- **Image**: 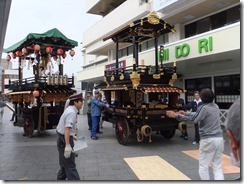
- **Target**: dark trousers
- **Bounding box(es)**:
[194,123,200,142]
[87,113,92,129]
[57,133,80,180]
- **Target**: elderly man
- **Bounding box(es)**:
[225,98,240,180]
[91,90,109,140]
[56,93,83,180]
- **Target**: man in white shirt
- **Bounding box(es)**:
[56,93,83,180]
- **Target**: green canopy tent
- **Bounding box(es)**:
[3,28,78,54]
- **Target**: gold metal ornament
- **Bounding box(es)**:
[148,11,160,25]
[120,73,124,80]
[130,71,141,89]
[111,75,114,81]
[153,74,160,79]
[172,73,177,80]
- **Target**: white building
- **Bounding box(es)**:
[0,58,19,94]
[78,0,240,123]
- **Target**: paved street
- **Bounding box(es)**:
[0,106,240,181]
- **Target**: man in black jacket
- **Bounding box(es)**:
[174,93,188,140]
[184,91,203,144]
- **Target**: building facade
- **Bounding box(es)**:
[0,58,19,94]
[78,0,240,124]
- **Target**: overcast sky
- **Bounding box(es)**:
[3,0,101,78]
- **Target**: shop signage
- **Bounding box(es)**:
[105,60,126,71]
[160,36,213,61]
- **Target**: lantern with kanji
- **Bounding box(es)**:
[6,54,11,61]
[12,52,17,59]
[46,46,53,54]
[57,48,64,55]
[15,50,22,57]
[22,48,29,55]
[33,90,40,98]
[33,44,40,51]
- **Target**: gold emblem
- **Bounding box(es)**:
[148,11,160,25]
[153,74,160,79]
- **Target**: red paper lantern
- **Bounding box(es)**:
[12,53,17,59]
[33,44,40,51]
[22,48,29,55]
[33,90,40,98]
[6,55,11,61]
[57,48,64,55]
[46,46,53,54]
[69,50,75,57]
[15,50,22,57]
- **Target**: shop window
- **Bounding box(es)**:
[158,34,168,45]
[214,74,240,109]
[185,22,197,38]
[197,17,210,34]
[211,11,227,29]
[128,45,133,56]
[118,47,127,58]
[185,77,211,104]
[148,39,154,49]
[227,5,240,24]
[185,5,240,38]
[140,41,147,52]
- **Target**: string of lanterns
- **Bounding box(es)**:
[6,44,76,69]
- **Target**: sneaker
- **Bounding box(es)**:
[91,136,98,140]
[184,136,188,140]
[97,131,103,134]
[192,141,199,145]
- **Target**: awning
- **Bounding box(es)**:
[7,91,32,95]
[144,87,185,93]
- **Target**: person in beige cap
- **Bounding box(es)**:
[56,93,83,180]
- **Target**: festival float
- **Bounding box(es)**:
[3,28,77,137]
[98,12,186,145]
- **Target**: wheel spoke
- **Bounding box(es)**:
[115,118,130,145]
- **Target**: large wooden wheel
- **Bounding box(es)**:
[160,129,175,139]
[115,118,130,145]
[23,118,34,138]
